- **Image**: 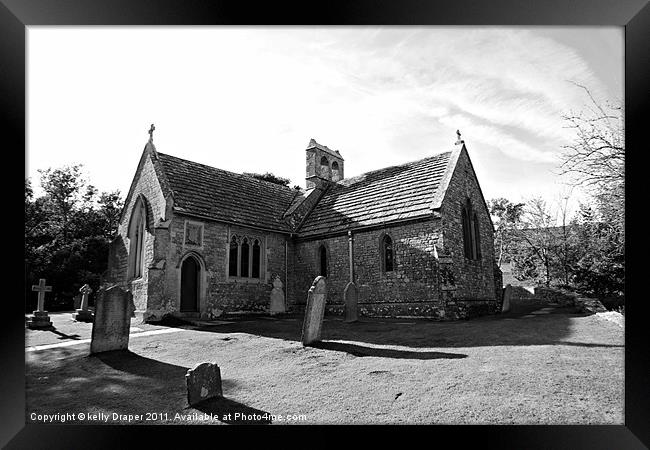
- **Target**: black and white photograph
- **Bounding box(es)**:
[8,1,647,443]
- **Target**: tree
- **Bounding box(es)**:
[488,198,524,267]
[515,198,558,286]
[38,165,86,246]
[570,202,624,297]
[25,165,124,311]
[560,83,624,203]
[559,83,624,298]
[244,172,292,187]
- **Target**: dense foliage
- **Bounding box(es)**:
[25,165,123,311]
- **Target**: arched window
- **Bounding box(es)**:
[472,212,482,259]
[319,245,328,277]
[462,199,481,260]
[320,156,331,179]
[228,236,238,277]
[382,234,394,272]
[252,239,261,278]
[128,197,147,279]
[240,238,250,277]
[228,234,263,279]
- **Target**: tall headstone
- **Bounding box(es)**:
[343,281,358,323]
[301,276,327,346]
[269,275,286,315]
[186,362,223,406]
[73,284,94,322]
[502,284,513,313]
[90,285,132,354]
[27,279,53,329]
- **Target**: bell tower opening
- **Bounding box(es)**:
[305,138,344,189]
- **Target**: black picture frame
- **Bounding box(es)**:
[5,0,648,447]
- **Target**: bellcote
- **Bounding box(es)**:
[305,138,345,189]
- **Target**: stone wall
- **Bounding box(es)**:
[144,217,289,320]
[107,148,291,321]
[286,148,500,320]
[289,220,450,318]
[534,286,576,306]
[439,147,499,306]
[107,151,167,311]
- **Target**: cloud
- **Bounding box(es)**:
[27,26,621,203]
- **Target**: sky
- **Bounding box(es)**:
[27,27,623,220]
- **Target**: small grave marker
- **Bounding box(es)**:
[186,362,223,406]
[73,284,94,322]
[269,275,286,315]
[90,285,132,354]
[343,282,358,323]
[301,276,327,345]
[502,284,513,313]
[27,279,53,329]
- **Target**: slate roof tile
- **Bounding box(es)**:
[298,151,452,237]
[157,152,297,232]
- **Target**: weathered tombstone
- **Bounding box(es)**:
[27,279,53,329]
[90,285,132,354]
[186,362,223,406]
[301,276,327,346]
[502,284,513,313]
[343,281,358,323]
[72,284,94,322]
[73,294,82,310]
[269,275,286,315]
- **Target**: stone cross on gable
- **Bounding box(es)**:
[32,279,52,312]
[455,129,464,145]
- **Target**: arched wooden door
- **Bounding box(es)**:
[180,256,200,312]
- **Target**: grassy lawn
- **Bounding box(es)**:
[25,302,624,425]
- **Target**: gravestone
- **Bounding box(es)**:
[90,285,132,354]
[269,275,286,315]
[27,279,53,329]
[343,281,358,323]
[502,284,513,313]
[73,284,94,322]
[301,276,327,346]
[186,362,223,406]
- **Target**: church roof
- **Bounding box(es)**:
[156,152,299,232]
[297,150,454,237]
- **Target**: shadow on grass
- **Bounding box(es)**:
[92,350,189,380]
[308,341,467,359]
[192,397,272,424]
[173,301,614,350]
[51,329,81,340]
[556,341,624,348]
[27,348,255,422]
[92,350,240,390]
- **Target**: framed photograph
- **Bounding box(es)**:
[8,0,648,447]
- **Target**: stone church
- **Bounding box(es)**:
[107,130,502,322]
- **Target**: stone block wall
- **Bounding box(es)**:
[289,220,449,317]
[145,217,289,320]
[534,286,577,306]
[439,147,499,306]
[107,151,167,311]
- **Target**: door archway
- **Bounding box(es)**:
[180,255,200,312]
